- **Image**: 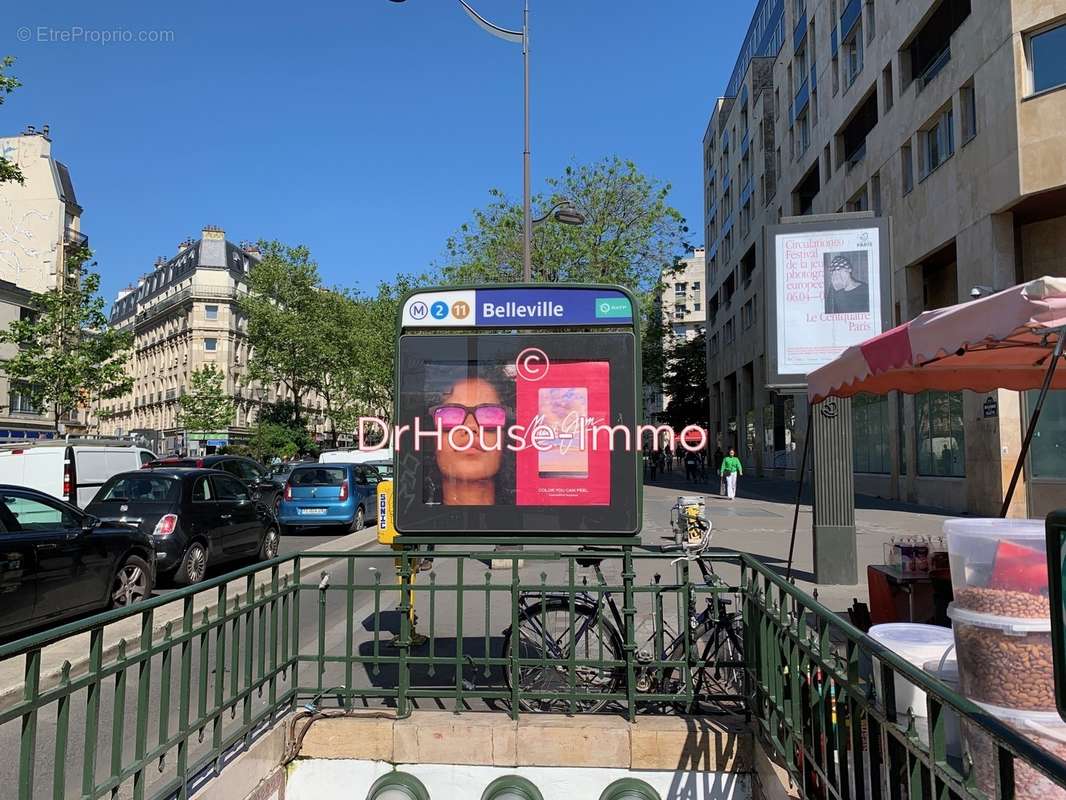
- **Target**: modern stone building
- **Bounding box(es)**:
[644,248,708,421]
[101,226,333,455]
[0,126,87,438]
[703,0,1066,516]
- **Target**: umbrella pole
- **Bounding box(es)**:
[786,405,815,581]
[1000,330,1066,518]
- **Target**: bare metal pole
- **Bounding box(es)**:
[1000,328,1066,517]
[786,404,814,582]
[522,0,532,283]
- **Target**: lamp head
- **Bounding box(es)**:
[554,203,586,226]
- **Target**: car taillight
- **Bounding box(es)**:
[284,482,293,501]
[63,464,72,501]
[196,459,204,467]
[339,480,349,502]
[153,514,178,537]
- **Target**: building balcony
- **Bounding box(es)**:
[916,47,951,93]
[63,227,88,247]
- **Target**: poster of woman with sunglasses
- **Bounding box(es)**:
[423,365,517,506]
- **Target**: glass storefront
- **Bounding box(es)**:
[852,393,890,474]
[915,390,965,477]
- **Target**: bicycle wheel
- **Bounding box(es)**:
[661,613,746,713]
[502,599,624,714]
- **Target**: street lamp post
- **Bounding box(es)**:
[392,0,533,281]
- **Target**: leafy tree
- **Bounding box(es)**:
[442,156,689,299]
[0,56,22,185]
[241,241,322,430]
[0,245,133,430]
[660,331,708,431]
[177,364,235,435]
[247,422,310,463]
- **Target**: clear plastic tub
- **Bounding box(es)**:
[944,518,1049,613]
[920,657,962,759]
[962,701,1066,800]
[948,604,1054,711]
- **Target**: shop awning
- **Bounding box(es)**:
[807,276,1066,404]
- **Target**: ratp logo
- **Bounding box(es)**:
[430,301,449,320]
[410,301,428,320]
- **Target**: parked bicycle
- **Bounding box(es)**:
[502,515,744,714]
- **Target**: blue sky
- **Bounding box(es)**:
[2,1,753,305]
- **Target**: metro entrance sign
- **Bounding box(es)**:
[401,286,635,328]
[392,284,642,542]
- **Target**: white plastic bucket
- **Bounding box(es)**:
[869,623,955,721]
[919,657,962,758]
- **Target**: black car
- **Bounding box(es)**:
[144,455,282,514]
[87,469,280,586]
[0,484,156,638]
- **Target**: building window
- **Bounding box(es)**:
[901,142,914,194]
[674,282,687,298]
[9,384,40,415]
[797,110,811,155]
[883,62,894,111]
[871,171,882,216]
[960,80,977,143]
[921,107,955,177]
[692,281,700,291]
[844,24,864,88]
[204,338,218,352]
[741,298,757,330]
[205,304,219,321]
[853,394,890,473]
[724,318,736,344]
[915,390,965,477]
[865,0,875,43]
[832,54,840,95]
[1026,21,1066,95]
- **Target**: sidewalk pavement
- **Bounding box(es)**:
[641,471,956,613]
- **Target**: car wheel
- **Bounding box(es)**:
[111,556,152,608]
[260,526,280,561]
[351,506,365,531]
[176,542,208,586]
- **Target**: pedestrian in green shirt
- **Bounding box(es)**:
[719,448,743,500]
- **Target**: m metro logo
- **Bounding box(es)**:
[401,290,476,327]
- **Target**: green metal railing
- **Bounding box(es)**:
[2,548,1066,800]
[742,559,1066,800]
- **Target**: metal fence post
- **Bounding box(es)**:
[397,549,413,718]
[622,546,637,722]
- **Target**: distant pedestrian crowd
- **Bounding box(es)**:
[642,444,743,499]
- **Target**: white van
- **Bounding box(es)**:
[0,439,157,508]
[319,448,393,465]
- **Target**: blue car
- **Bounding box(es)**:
[277,463,378,534]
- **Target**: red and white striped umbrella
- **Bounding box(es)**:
[807,276,1066,403]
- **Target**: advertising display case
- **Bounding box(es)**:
[390,285,642,540]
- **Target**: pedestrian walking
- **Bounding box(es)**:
[719,447,743,500]
[683,450,699,482]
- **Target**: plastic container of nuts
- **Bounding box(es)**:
[948,604,1053,711]
[962,701,1066,800]
[944,518,1052,711]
